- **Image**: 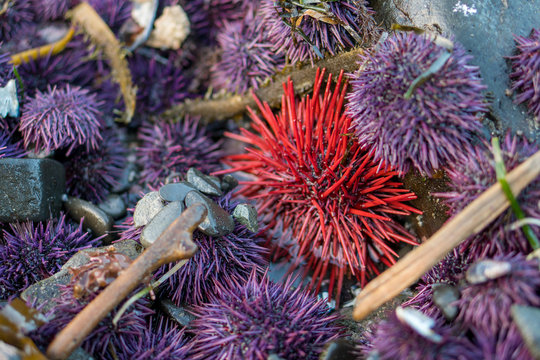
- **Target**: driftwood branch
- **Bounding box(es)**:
[353,149,540,321]
[161,47,364,122]
[46,204,207,360]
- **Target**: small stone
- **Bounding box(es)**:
[267,355,285,360]
[185,191,234,237]
[0,158,65,222]
[395,306,442,343]
[66,347,93,360]
[320,340,357,360]
[112,161,137,193]
[159,181,196,202]
[159,299,195,327]
[221,174,238,193]
[64,196,114,244]
[21,240,142,312]
[511,305,540,359]
[140,201,184,248]
[133,191,165,227]
[466,259,512,284]
[187,167,223,197]
[232,203,259,232]
[98,194,126,219]
[0,341,21,360]
[431,283,460,321]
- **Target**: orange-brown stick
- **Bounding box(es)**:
[353,149,540,321]
[47,204,207,360]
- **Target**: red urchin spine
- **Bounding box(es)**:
[216,69,421,303]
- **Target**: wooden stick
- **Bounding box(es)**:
[46,204,207,360]
[10,27,75,66]
[353,149,540,321]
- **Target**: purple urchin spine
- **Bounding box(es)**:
[31,0,70,21]
[19,84,104,155]
[181,0,248,40]
[509,28,540,117]
[0,129,25,159]
[210,4,284,93]
[260,0,378,65]
[0,0,33,42]
[63,127,127,204]
[436,133,540,261]
[136,117,223,186]
[0,214,97,299]
[187,270,342,360]
[346,32,487,176]
[72,0,132,33]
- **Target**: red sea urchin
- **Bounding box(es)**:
[187,271,342,360]
[436,133,540,261]
[509,28,540,118]
[346,32,487,175]
[19,84,104,155]
[136,117,223,186]
[218,69,420,303]
[260,0,378,65]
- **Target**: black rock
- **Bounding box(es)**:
[185,190,234,237]
[159,299,195,327]
[371,0,540,139]
[187,167,223,197]
[431,283,460,321]
[64,196,114,244]
[0,158,65,222]
[511,305,540,359]
[320,340,357,360]
[221,174,238,193]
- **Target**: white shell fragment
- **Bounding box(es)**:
[465,259,512,284]
[395,306,442,343]
[0,79,19,118]
[146,5,190,50]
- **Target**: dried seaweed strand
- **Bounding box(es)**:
[10,27,75,66]
[68,2,136,124]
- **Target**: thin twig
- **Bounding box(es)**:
[10,27,75,66]
[353,149,540,321]
[46,204,207,360]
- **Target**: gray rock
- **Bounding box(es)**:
[221,174,238,193]
[159,299,195,327]
[98,194,126,219]
[64,196,114,244]
[267,355,285,360]
[185,191,234,237]
[0,341,20,360]
[140,201,184,248]
[232,203,259,232]
[320,340,357,360]
[466,259,512,284]
[112,162,138,193]
[431,283,460,321]
[133,191,165,227]
[187,167,223,197]
[67,348,94,360]
[0,158,65,222]
[159,181,196,202]
[371,0,540,139]
[511,305,540,360]
[21,240,142,312]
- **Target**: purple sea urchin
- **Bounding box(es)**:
[31,0,70,21]
[30,283,152,359]
[136,117,222,186]
[19,85,104,155]
[346,32,487,175]
[0,129,25,159]
[0,215,97,299]
[182,0,247,40]
[456,254,540,334]
[362,309,482,360]
[187,271,342,360]
[509,28,540,117]
[72,0,132,33]
[159,194,267,306]
[63,128,126,203]
[261,0,378,64]
[210,5,284,93]
[436,133,540,260]
[0,0,33,42]
[0,50,13,86]
[118,317,190,360]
